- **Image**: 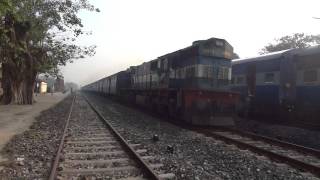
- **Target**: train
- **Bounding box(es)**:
[231,46,320,126]
[83,36,320,127]
[83,37,240,126]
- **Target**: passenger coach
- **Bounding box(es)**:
[232,46,320,125]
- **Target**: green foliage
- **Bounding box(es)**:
[0,0,13,15]
[232,53,240,59]
[260,33,320,54]
[0,0,98,104]
[0,0,98,76]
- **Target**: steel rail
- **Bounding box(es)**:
[49,94,76,180]
[196,128,320,177]
[83,94,160,180]
[216,127,320,158]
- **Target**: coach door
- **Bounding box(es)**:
[279,54,297,104]
[246,64,256,97]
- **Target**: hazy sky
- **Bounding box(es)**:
[61,0,320,86]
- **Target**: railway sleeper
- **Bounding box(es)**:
[66,140,116,144]
[64,158,130,165]
[311,162,320,167]
[68,133,113,137]
[66,137,115,141]
[64,145,121,152]
[64,151,127,159]
[65,154,129,161]
[59,166,141,176]
[63,160,136,169]
[65,141,118,146]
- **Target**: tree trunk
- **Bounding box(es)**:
[10,81,23,104]
[1,13,38,105]
[1,59,36,105]
[1,63,13,104]
[22,70,36,104]
[23,52,37,104]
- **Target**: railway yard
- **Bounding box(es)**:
[0,93,319,179]
[2,0,320,179]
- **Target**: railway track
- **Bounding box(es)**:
[194,126,320,177]
[84,93,320,178]
[49,95,174,180]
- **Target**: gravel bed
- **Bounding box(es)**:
[85,93,320,180]
[0,95,73,179]
[234,118,320,150]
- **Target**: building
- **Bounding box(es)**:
[54,77,65,92]
[39,82,48,93]
[35,74,64,93]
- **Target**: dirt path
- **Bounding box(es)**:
[0,93,68,164]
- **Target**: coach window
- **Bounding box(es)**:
[236,76,244,84]
[231,77,235,84]
[303,69,317,82]
[224,67,230,80]
[264,73,275,83]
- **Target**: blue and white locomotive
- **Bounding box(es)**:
[83,37,240,126]
[231,46,320,125]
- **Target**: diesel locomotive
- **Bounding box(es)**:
[231,46,320,126]
[83,37,239,126]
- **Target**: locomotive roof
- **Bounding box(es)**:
[158,37,231,59]
[293,45,320,57]
[232,49,291,65]
[232,45,320,65]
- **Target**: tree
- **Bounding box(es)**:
[232,53,240,59]
[260,33,320,54]
[0,0,99,104]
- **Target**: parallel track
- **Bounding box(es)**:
[49,94,174,179]
[193,126,320,177]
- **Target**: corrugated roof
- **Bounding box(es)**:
[232,49,291,65]
[232,45,320,65]
[292,45,320,56]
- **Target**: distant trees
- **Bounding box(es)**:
[0,0,99,104]
[260,33,320,54]
[232,53,240,59]
[65,82,79,92]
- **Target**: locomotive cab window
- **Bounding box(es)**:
[215,40,224,47]
[151,61,157,70]
[186,66,196,78]
[303,69,318,82]
[264,73,275,83]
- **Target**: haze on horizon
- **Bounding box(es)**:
[60,0,320,86]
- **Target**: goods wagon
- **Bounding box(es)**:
[83,37,239,126]
[231,46,320,125]
[85,71,131,96]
